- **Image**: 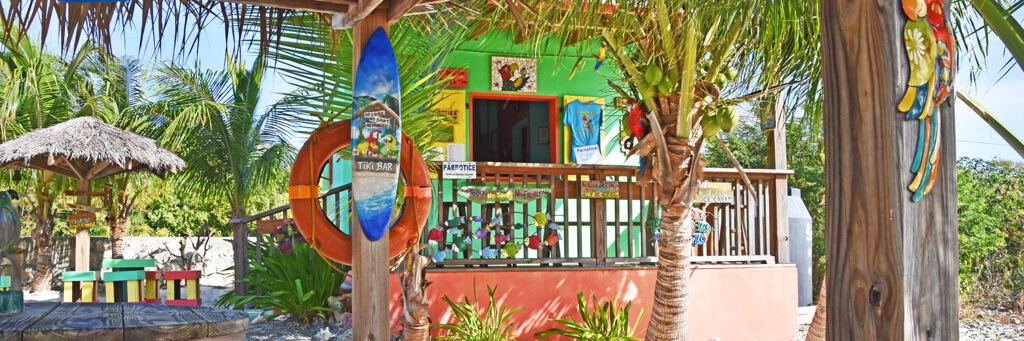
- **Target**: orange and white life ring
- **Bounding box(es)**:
[288,120,432,265]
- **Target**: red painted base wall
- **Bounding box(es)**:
[387,265,797,341]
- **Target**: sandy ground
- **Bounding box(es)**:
[794,305,1024,341]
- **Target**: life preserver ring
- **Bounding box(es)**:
[288,120,432,265]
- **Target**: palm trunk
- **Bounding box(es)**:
[645,202,695,340]
[400,247,431,341]
[28,201,54,292]
[110,218,126,259]
[805,278,827,341]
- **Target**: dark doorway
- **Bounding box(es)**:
[472,99,551,163]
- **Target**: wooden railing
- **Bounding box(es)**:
[233,162,793,273]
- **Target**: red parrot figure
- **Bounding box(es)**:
[898,0,954,202]
[624,99,651,175]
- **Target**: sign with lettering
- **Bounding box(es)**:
[457,186,550,203]
[573,145,602,165]
[442,162,477,179]
[67,204,103,213]
[697,182,734,204]
[582,181,619,198]
[69,212,96,230]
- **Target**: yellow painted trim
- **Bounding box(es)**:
[186,279,198,300]
[81,281,95,303]
[432,89,469,162]
[145,280,158,300]
[63,282,74,303]
[167,280,177,301]
[126,280,140,302]
[104,282,116,303]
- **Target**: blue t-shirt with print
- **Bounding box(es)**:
[563,100,603,162]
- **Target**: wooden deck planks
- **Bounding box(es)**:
[0,302,58,341]
[123,303,208,341]
[22,302,123,341]
[187,306,249,338]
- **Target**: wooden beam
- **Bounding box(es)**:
[765,96,789,264]
[84,161,111,180]
[219,0,351,14]
[351,10,391,341]
[820,0,958,339]
[387,0,421,23]
[404,4,438,16]
[332,0,386,29]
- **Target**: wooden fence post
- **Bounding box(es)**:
[820,0,958,339]
[766,97,790,264]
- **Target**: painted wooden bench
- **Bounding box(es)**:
[61,271,99,303]
[0,302,248,340]
[165,270,201,306]
[102,259,155,303]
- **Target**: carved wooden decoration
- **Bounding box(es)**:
[898,0,955,202]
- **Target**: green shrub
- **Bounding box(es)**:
[432,285,523,340]
[535,292,645,340]
[216,235,347,323]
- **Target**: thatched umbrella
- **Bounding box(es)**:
[0,116,184,272]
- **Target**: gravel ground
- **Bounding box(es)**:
[795,306,1024,341]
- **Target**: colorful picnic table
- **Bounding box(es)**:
[0,302,248,340]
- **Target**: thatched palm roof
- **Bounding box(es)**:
[0,116,185,180]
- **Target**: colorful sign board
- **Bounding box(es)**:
[457,186,550,203]
[69,212,96,230]
[442,162,477,179]
[697,182,735,204]
[491,56,537,93]
[350,27,402,242]
[582,181,620,199]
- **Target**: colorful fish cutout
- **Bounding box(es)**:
[527,235,541,250]
[502,242,521,258]
[447,228,462,237]
[533,212,549,226]
[475,227,489,240]
[433,249,449,263]
[427,227,444,245]
[494,232,510,244]
[546,234,560,247]
[480,247,499,258]
[692,232,708,246]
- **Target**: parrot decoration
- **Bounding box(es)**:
[898,0,955,202]
[622,100,651,175]
[594,45,606,71]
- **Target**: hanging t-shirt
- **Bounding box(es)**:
[563,100,604,163]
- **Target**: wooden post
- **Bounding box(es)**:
[74,179,90,271]
[231,221,248,296]
[352,9,392,341]
[820,0,959,339]
[766,97,790,264]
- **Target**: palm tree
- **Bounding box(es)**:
[0,31,95,292]
[153,58,296,293]
[473,1,821,338]
[81,54,165,259]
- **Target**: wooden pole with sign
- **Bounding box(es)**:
[352,9,392,340]
[74,179,91,271]
[820,0,958,339]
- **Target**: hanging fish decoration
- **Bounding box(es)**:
[433,249,449,263]
[453,236,471,251]
[502,242,521,258]
[546,234,560,247]
[494,232,510,244]
[446,217,465,227]
[692,232,708,246]
[447,228,463,237]
[547,222,561,232]
[690,207,707,221]
[489,214,503,227]
[694,220,712,234]
[480,247,499,259]
[426,227,444,245]
[475,227,489,240]
[471,216,486,223]
[898,0,955,202]
[528,235,541,250]
[533,212,549,227]
[513,223,525,230]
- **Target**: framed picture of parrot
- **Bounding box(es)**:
[491,56,537,93]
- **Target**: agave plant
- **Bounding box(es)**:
[535,292,646,341]
[432,285,524,341]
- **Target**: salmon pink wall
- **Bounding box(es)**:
[388,265,797,341]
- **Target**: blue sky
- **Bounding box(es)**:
[26,13,1024,162]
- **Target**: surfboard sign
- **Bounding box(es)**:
[351,27,402,242]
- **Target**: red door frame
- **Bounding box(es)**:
[467,92,560,163]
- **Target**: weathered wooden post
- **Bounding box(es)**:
[765,97,789,264]
[820,0,959,339]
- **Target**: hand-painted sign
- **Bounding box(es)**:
[697,182,734,204]
[582,181,619,198]
[69,212,96,229]
[67,203,103,213]
[350,27,402,242]
[442,162,477,179]
[573,145,602,164]
[457,186,549,203]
